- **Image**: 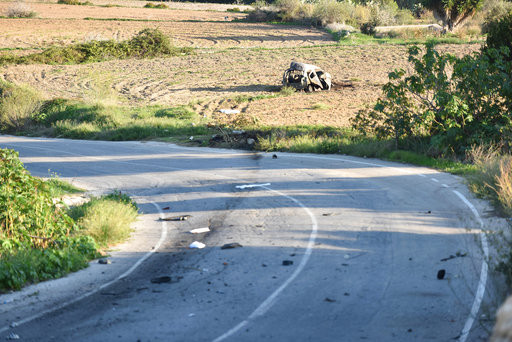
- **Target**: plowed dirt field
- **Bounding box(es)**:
[0,0,480,127]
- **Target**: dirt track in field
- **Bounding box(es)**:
[0,1,481,128]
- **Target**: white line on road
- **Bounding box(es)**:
[212,185,319,342]
[452,190,489,342]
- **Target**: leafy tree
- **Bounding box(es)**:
[422,0,483,32]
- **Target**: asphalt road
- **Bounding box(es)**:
[0,135,501,341]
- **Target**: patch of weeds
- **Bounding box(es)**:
[0,29,194,66]
[144,2,168,9]
[311,102,330,110]
[45,175,83,198]
[0,80,42,131]
[57,0,93,5]
[68,191,138,248]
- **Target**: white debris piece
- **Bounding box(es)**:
[235,183,271,189]
[219,109,240,115]
[189,241,206,249]
[189,227,211,234]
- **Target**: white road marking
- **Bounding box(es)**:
[235,183,271,189]
[0,202,168,335]
[442,184,449,188]
[452,190,489,342]
[212,185,318,342]
[431,178,439,183]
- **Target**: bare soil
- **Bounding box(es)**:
[0,1,480,128]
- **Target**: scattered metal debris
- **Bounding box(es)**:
[161,215,192,221]
[221,242,243,250]
[6,333,19,340]
[272,154,277,159]
[98,258,111,265]
[151,276,172,284]
[282,260,294,266]
[324,297,336,303]
[189,241,206,249]
[189,227,210,234]
[437,269,446,280]
[441,252,467,262]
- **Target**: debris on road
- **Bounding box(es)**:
[161,215,192,221]
[98,258,111,265]
[272,154,277,159]
[6,333,19,340]
[437,269,446,280]
[221,242,243,249]
[324,297,336,303]
[282,260,294,266]
[235,183,270,190]
[189,227,210,234]
[219,109,240,115]
[162,206,170,210]
[440,252,467,262]
[344,292,350,296]
[151,276,172,284]
[189,241,206,249]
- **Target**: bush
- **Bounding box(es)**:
[313,0,355,26]
[360,20,377,35]
[0,29,194,66]
[0,148,98,291]
[485,12,512,59]
[481,0,512,32]
[69,193,138,248]
[144,2,169,9]
[352,43,512,153]
[0,80,42,130]
[57,0,92,5]
[6,1,36,18]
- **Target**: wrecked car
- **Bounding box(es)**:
[282,62,331,92]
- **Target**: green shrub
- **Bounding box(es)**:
[0,29,194,66]
[313,0,355,26]
[360,20,377,35]
[485,12,512,59]
[57,0,92,5]
[227,7,241,12]
[0,148,98,291]
[352,43,512,153]
[155,106,197,120]
[144,2,169,9]
[69,193,138,248]
[0,80,42,130]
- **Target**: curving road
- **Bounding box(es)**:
[0,135,498,341]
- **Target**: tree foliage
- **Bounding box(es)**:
[352,43,512,154]
[422,0,483,31]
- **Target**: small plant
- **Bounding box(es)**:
[0,80,42,130]
[57,0,92,5]
[360,21,377,35]
[6,1,36,18]
[69,192,138,248]
[144,2,168,9]
[227,7,241,12]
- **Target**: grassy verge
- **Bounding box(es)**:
[0,29,193,66]
[0,148,138,291]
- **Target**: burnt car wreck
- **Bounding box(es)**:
[282,62,332,92]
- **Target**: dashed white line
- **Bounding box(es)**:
[431,178,440,183]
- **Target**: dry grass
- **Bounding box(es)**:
[5,1,36,18]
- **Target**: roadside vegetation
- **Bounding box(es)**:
[0,149,138,291]
[0,29,193,66]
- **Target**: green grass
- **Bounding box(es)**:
[144,2,168,9]
[68,191,138,248]
[45,177,83,198]
[330,31,483,46]
[0,29,194,66]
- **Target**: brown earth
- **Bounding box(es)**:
[0,1,481,128]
